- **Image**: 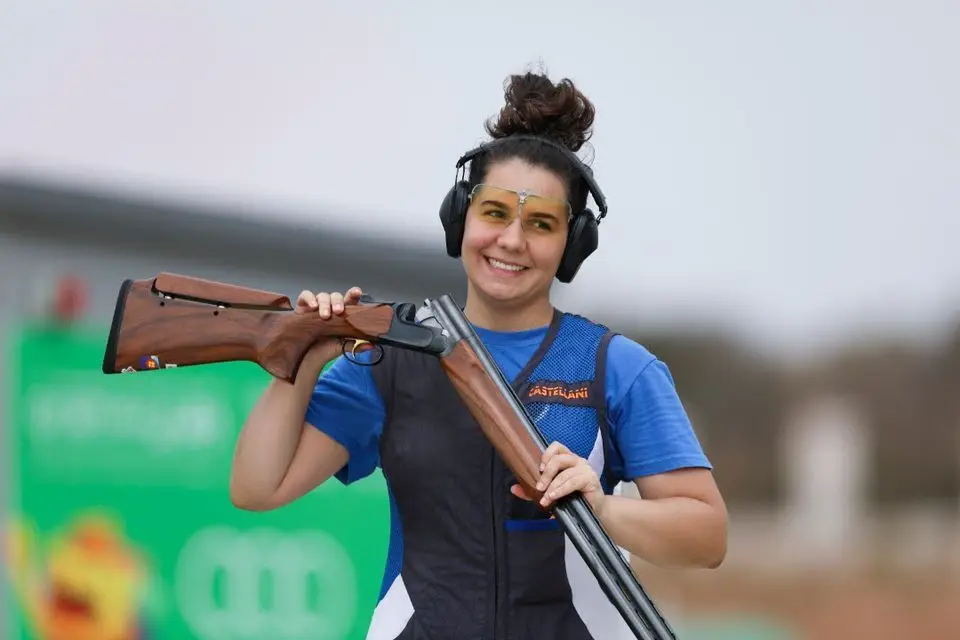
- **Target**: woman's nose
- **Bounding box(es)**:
[496,217,527,250]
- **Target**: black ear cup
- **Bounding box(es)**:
[438,180,471,258]
[556,210,598,283]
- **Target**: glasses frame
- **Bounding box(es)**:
[467,183,574,225]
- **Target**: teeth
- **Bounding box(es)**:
[488,258,526,272]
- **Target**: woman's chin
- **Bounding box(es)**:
[474,278,538,305]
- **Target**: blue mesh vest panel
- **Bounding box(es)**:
[518,312,624,492]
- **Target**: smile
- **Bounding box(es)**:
[485,257,528,273]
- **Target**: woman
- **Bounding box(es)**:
[230,70,728,640]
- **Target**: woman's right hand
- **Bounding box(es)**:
[295,286,366,368]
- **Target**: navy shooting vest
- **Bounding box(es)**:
[363,310,634,640]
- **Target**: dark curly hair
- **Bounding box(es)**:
[468,69,597,214]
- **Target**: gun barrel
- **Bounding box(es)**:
[427,295,676,640]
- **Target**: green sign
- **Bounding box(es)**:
[3,323,390,640]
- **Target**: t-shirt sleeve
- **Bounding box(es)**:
[304,350,386,485]
[605,335,712,480]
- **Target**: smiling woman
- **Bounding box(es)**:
[444,73,601,330]
[459,165,577,326]
[229,67,728,640]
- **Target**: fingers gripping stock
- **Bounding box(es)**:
[101,273,675,639]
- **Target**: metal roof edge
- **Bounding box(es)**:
[0,172,467,299]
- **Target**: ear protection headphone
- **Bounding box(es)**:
[438,134,608,284]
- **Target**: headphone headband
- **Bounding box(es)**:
[455,134,607,222]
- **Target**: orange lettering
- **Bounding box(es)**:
[528,383,590,401]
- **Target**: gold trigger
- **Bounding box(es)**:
[340,338,383,367]
[350,339,371,356]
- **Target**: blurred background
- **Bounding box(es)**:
[1,2,957,639]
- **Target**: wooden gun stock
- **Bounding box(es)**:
[440,341,547,502]
[102,273,396,382]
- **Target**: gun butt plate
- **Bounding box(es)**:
[102,278,134,374]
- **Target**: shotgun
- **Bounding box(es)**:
[102,272,676,640]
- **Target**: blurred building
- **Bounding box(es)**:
[0,173,468,320]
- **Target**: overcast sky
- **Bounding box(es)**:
[1,1,956,360]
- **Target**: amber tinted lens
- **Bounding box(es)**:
[468,184,571,234]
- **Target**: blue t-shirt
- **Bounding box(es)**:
[305,323,711,486]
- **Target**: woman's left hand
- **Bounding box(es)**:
[510,442,606,518]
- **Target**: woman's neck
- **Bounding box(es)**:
[463,289,555,332]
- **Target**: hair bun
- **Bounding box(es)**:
[485,71,596,153]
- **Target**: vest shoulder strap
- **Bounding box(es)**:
[518,312,612,409]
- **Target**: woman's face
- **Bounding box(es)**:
[460,157,571,310]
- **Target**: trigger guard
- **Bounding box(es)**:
[340,338,383,366]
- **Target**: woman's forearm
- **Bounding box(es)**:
[230,350,328,506]
[597,494,727,569]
